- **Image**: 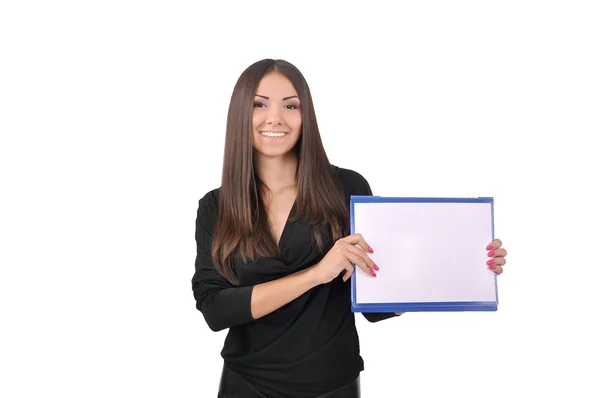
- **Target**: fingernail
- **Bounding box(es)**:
[486,259,495,266]
[488,264,496,270]
[368,246,374,253]
[372,264,379,271]
[370,270,377,277]
[486,244,494,250]
[488,250,496,257]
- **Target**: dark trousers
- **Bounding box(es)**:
[217,365,361,398]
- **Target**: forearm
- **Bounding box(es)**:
[197,265,321,331]
[251,266,319,320]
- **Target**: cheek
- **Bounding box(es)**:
[252,111,264,131]
[251,114,259,130]
[288,113,302,132]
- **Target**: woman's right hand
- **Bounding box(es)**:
[310,233,379,285]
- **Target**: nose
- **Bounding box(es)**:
[266,106,283,126]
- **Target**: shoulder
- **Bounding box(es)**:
[196,188,220,236]
[333,166,373,196]
[198,188,220,211]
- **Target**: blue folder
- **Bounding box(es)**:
[350,196,498,313]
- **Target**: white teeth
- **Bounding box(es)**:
[260,132,286,137]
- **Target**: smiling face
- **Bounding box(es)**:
[251,72,302,159]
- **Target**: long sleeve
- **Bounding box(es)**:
[191,194,255,332]
[362,312,399,322]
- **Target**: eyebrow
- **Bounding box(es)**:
[255,94,299,101]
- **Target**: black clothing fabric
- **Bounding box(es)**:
[217,363,360,398]
[192,167,396,398]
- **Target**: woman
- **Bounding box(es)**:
[192,59,508,398]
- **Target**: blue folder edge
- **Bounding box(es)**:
[350,196,498,312]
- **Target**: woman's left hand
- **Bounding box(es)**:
[395,238,508,315]
[486,238,507,275]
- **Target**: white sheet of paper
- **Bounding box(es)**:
[353,201,497,304]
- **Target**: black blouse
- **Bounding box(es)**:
[192,166,397,398]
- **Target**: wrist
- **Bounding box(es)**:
[303,264,322,288]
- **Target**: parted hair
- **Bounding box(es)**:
[212,59,349,284]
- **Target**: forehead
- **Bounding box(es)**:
[256,72,298,96]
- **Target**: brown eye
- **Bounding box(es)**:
[254,102,266,108]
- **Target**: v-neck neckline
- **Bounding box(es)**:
[276,199,297,250]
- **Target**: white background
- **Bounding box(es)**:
[1,1,598,397]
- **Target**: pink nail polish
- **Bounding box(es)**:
[488,250,496,257]
[368,246,374,253]
[370,270,377,277]
[372,264,379,271]
[486,259,495,266]
[486,244,494,250]
[488,264,496,270]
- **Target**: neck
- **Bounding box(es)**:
[254,151,298,193]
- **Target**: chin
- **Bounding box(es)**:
[253,147,296,158]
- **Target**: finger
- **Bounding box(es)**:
[486,257,506,267]
[342,262,355,282]
[344,250,376,277]
[341,233,373,254]
[345,244,378,272]
[487,248,508,258]
[486,239,503,251]
[489,264,503,275]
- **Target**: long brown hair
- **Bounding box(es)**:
[212,59,348,284]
